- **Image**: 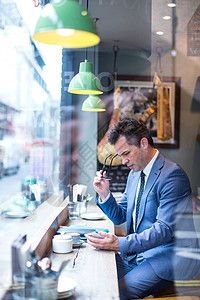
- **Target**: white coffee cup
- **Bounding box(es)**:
[52,234,72,254]
[70,233,81,244]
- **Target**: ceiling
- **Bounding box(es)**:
[85,0,200,59]
[4,0,199,63]
[88,0,151,53]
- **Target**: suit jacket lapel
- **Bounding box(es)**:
[136,153,165,231]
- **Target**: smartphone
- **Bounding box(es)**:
[86,231,105,239]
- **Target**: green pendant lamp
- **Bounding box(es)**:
[82,95,105,111]
[68,60,103,95]
[33,0,100,48]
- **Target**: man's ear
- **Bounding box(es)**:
[140,137,148,149]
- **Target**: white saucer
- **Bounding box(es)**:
[73,240,84,248]
[80,212,105,220]
[57,276,76,298]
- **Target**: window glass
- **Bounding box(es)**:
[0,0,62,216]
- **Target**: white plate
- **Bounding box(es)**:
[57,276,76,295]
[80,213,105,220]
[58,290,74,299]
[5,211,29,218]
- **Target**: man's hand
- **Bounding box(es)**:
[85,231,120,251]
[93,170,110,201]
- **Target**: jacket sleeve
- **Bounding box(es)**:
[97,171,133,225]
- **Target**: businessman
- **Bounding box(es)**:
[86,118,200,299]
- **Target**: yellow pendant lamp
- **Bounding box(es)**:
[68,59,103,95]
[33,0,100,48]
[82,95,105,111]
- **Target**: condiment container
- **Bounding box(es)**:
[52,234,72,254]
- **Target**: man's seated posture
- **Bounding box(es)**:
[86,118,200,300]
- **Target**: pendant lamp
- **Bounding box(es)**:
[68,59,103,95]
[82,95,105,111]
[33,0,100,49]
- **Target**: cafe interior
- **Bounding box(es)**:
[0,0,200,299]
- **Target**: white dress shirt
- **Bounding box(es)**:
[133,150,159,231]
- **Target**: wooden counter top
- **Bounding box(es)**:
[52,204,120,300]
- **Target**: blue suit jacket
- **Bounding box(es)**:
[98,153,200,281]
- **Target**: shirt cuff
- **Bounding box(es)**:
[99,191,111,203]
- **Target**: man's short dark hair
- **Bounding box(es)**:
[108,118,154,147]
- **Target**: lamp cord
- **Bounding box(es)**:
[85,49,88,61]
[85,0,89,60]
[113,45,119,81]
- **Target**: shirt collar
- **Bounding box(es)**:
[143,149,159,178]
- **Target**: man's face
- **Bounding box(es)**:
[114,135,145,172]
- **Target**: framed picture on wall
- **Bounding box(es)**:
[99,75,181,149]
